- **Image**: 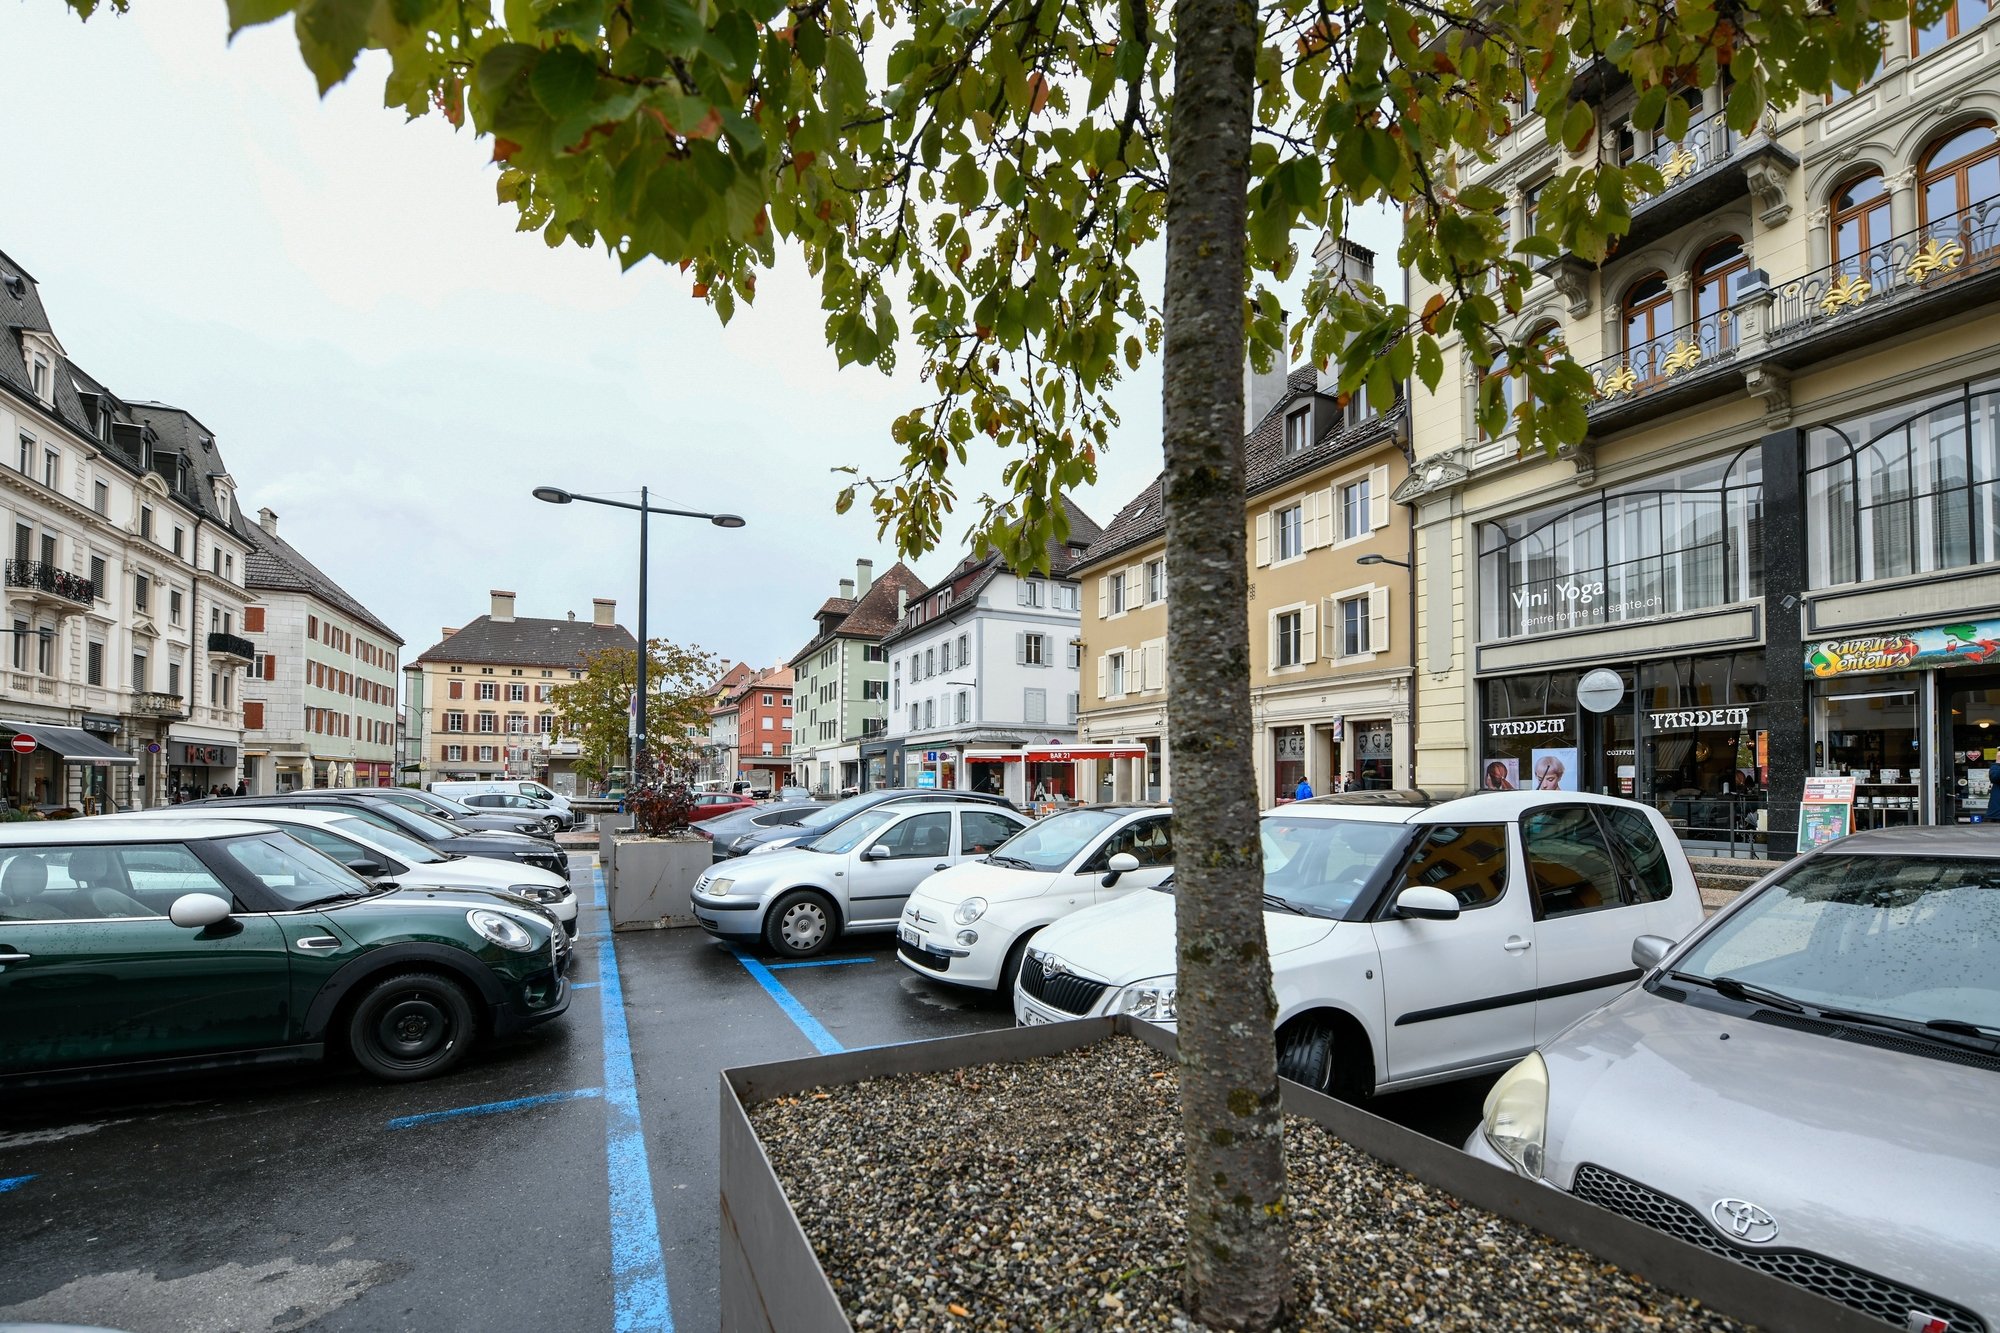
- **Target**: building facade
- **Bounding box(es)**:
[697,661,753,786]
[0,250,254,810]
[731,666,795,791]
[880,503,1105,805]
[408,592,635,793]
[1400,26,2000,851]
[240,507,403,791]
[787,558,924,794]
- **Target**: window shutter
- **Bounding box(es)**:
[1267,612,1279,668]
[1369,464,1391,530]
[1311,490,1332,548]
[1321,597,1337,658]
[1096,655,1107,699]
[1370,587,1390,653]
[1299,608,1317,664]
[1016,632,1027,665]
[1126,565,1143,604]
[1254,512,1272,567]
[1147,641,1166,691]
[1017,580,1029,606]
[264,654,276,681]
[1097,577,1108,618]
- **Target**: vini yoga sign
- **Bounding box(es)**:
[1806,619,2000,678]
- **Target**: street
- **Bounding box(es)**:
[0,856,1494,1332]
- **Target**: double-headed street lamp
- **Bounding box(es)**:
[532,486,746,776]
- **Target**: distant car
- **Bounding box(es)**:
[1016,790,1703,1100]
[310,786,550,838]
[689,791,759,821]
[0,820,571,1087]
[692,801,1031,957]
[774,786,811,802]
[429,780,576,825]
[725,787,1017,859]
[179,795,569,879]
[693,800,825,863]
[1467,825,2000,1333]
[457,791,576,834]
[898,806,1174,992]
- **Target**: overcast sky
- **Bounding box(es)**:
[0,0,1400,672]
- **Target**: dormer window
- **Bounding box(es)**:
[1284,407,1312,456]
[26,353,51,403]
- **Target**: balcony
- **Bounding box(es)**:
[1583,310,1739,430]
[206,631,256,662]
[5,559,94,612]
[132,691,186,719]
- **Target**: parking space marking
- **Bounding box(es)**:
[766,957,873,971]
[386,1088,604,1130]
[728,948,844,1055]
[572,980,601,990]
[597,924,673,1332]
[0,1175,35,1193]
[592,865,607,909]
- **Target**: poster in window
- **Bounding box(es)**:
[1530,748,1578,791]
[1480,758,1520,791]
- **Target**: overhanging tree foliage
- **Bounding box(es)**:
[62,0,1911,1318]
[549,641,721,786]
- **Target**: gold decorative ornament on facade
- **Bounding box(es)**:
[1660,145,1699,184]
[1904,237,1965,284]
[1593,364,1639,398]
[1661,339,1705,375]
[1819,273,1871,315]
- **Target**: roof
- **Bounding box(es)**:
[1268,789,1664,824]
[788,562,928,666]
[1818,826,2000,856]
[0,819,276,845]
[126,402,238,530]
[98,806,352,829]
[413,612,637,669]
[1075,369,1405,573]
[882,499,1102,646]
[242,517,402,643]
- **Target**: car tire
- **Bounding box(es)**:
[1276,1023,1337,1095]
[764,889,837,958]
[540,817,560,836]
[997,929,1039,996]
[346,971,478,1082]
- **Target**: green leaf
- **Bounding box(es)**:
[531,45,599,120]
[292,0,373,92]
[1561,100,1594,153]
[225,0,296,36]
[1416,338,1443,393]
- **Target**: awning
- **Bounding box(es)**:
[1025,746,1146,763]
[3,721,139,766]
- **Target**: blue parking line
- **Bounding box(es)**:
[599,924,673,1331]
[387,1087,602,1130]
[0,1175,34,1193]
[572,980,601,990]
[592,865,607,911]
[729,948,844,1054]
[765,957,873,970]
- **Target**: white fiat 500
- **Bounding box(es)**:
[691,801,1030,957]
[897,805,1174,992]
[1016,790,1703,1099]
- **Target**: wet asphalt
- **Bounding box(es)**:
[0,856,1494,1332]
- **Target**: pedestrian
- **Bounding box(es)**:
[235,779,248,796]
[1294,775,1313,800]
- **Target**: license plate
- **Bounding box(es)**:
[1021,1008,1051,1026]
[897,924,922,948]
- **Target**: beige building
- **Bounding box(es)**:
[1400,20,2000,849]
[1076,288,1416,805]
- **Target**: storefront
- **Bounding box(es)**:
[169,737,240,798]
[2,719,140,813]
[962,744,1144,809]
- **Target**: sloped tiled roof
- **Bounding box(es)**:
[242,518,402,643]
[881,497,1103,646]
[816,596,858,619]
[787,561,927,666]
[414,614,637,668]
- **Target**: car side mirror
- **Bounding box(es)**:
[346,861,387,879]
[1101,851,1141,887]
[1394,885,1461,921]
[169,893,233,929]
[1631,934,1673,971]
[863,844,891,860]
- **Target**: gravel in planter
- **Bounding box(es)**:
[748,1036,1750,1333]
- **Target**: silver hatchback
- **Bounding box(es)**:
[1468,825,2000,1333]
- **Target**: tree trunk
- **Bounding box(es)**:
[1161,0,1288,1328]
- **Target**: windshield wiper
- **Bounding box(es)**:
[296,890,370,909]
[1263,892,1332,919]
[1815,1006,2000,1055]
[1671,972,1808,1013]
[986,854,1035,870]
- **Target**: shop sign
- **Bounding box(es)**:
[1355,723,1394,758]
[1484,717,1571,739]
[1797,775,1855,853]
[176,742,237,767]
[916,771,937,788]
[1577,669,1625,714]
[1806,619,2000,678]
[1274,729,1306,761]
[1647,707,1750,730]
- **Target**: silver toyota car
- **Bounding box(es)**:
[1467,825,1998,1333]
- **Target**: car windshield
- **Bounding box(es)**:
[330,816,445,865]
[794,792,891,833]
[810,807,902,855]
[1674,852,2000,1029]
[1255,815,1411,917]
[405,791,477,815]
[214,832,375,909]
[373,804,463,840]
[985,809,1124,871]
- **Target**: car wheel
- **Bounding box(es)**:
[764,889,836,958]
[1276,1023,1337,1095]
[347,971,477,1082]
[540,816,560,836]
[997,929,1040,996]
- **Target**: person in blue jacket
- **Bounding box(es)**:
[1294,776,1313,800]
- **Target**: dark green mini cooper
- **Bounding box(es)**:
[0,819,573,1087]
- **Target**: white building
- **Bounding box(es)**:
[881,500,1107,806]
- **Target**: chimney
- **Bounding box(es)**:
[593,598,615,627]
[1244,315,1289,434]
[1311,233,1378,395]
[442,626,459,638]
[490,590,516,623]
[839,578,855,600]
[567,610,576,622]
[897,588,909,621]
[855,558,874,598]
[257,506,278,536]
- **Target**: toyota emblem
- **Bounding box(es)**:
[1710,1198,1779,1245]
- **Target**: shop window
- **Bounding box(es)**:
[1520,807,1628,918]
[1272,725,1305,795]
[1919,122,1998,226]
[1396,825,1508,911]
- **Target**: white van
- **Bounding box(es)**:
[430,780,575,822]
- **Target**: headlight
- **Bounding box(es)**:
[953,897,988,925]
[1480,1052,1549,1177]
[705,877,735,897]
[468,908,538,952]
[1115,975,1178,1022]
[508,883,564,904]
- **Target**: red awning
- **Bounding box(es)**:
[1024,747,1145,762]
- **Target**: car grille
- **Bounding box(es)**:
[897,937,949,972]
[1570,1163,1985,1333]
[1017,957,1109,1015]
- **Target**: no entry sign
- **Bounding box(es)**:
[11,734,37,755]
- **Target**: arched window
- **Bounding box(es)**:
[1914,0,1989,57]
[1919,121,1999,224]
[1622,273,1673,353]
[1693,237,1748,329]
[1830,172,1891,270]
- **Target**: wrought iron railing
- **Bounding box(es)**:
[1630,114,1735,196]
[1585,309,1737,406]
[1771,193,2000,338]
[207,631,256,660]
[4,559,94,605]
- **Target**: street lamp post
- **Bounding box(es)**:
[532,485,745,779]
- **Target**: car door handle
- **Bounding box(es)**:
[1502,937,1532,953]
[0,951,29,962]
[934,862,950,871]
[295,936,342,951]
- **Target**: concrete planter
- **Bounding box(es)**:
[608,834,706,930]
[719,1017,1885,1333]
[596,813,636,871]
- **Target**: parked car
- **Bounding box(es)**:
[1466,824,1999,1332]
[689,791,760,821]
[429,780,576,825]
[724,787,1018,859]
[96,805,578,933]
[179,795,569,879]
[456,791,577,833]
[694,800,825,863]
[898,805,1175,992]
[306,785,550,838]
[0,821,572,1087]
[692,801,1031,957]
[1015,790,1703,1100]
